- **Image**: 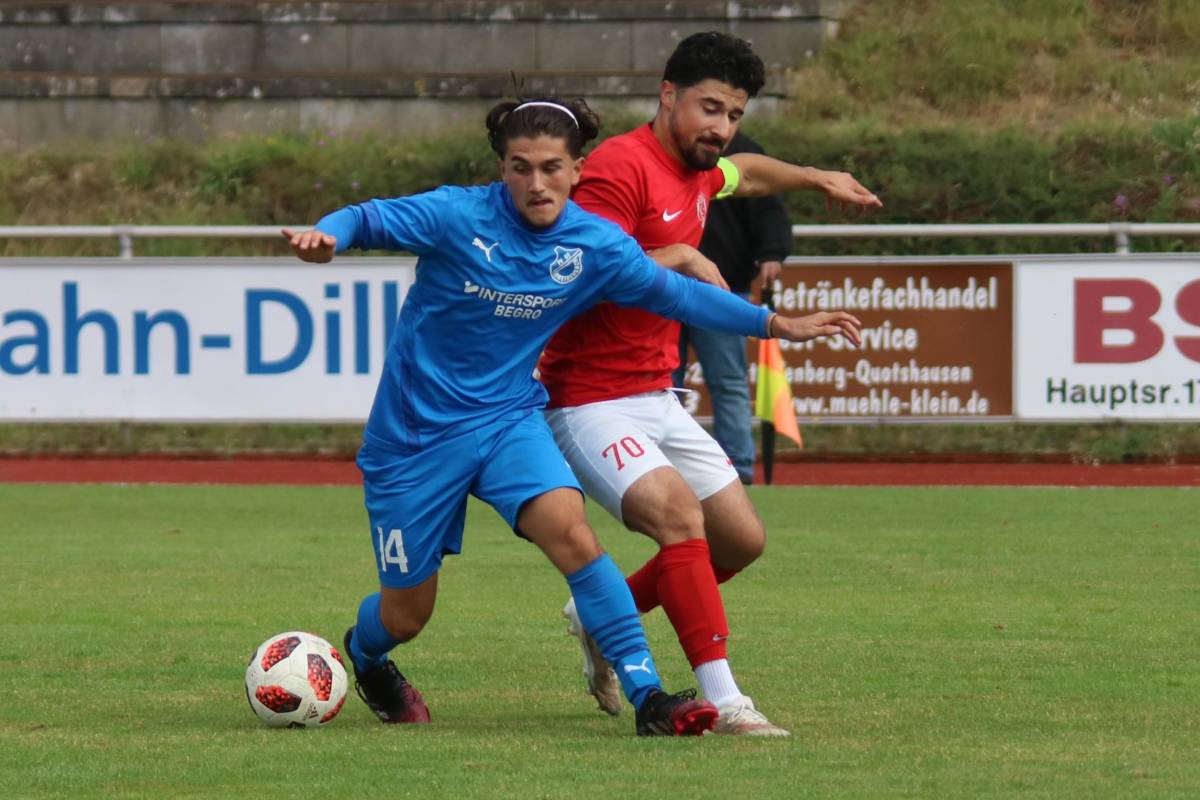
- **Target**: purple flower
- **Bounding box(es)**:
[351,180,360,190]
[317,139,327,147]
[1112,194,1129,213]
[1163,174,1175,186]
[313,181,323,190]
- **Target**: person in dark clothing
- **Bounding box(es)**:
[673,131,792,484]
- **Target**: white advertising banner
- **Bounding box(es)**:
[1015,258,1200,420]
[0,259,416,420]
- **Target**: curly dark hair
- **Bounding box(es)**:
[662,31,765,97]
[485,97,601,159]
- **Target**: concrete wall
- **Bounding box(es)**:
[0,1,848,147]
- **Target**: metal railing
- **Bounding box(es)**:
[788,222,1200,255]
[1,222,1199,257]
[0,225,288,259]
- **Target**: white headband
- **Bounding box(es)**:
[513,101,579,127]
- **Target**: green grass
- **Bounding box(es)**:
[4,118,1196,258]
[1,483,1197,798]
[795,0,1200,127]
[0,105,651,258]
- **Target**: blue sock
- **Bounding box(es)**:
[349,592,400,672]
[566,554,662,710]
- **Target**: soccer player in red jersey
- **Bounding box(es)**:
[541,32,882,736]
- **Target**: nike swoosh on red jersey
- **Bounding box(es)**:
[661,209,683,222]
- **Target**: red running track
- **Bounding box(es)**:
[1,458,1197,487]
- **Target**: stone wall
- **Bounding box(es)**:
[0,1,847,147]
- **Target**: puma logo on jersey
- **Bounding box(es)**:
[472,237,500,262]
[623,657,653,675]
[661,208,683,222]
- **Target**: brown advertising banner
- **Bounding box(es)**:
[678,262,1014,420]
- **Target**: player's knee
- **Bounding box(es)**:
[733,525,766,566]
[535,520,603,575]
[710,519,767,571]
[558,521,603,565]
[625,495,705,545]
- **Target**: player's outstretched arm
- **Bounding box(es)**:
[768,310,862,348]
[727,152,882,211]
[615,239,851,343]
[282,228,337,263]
[647,244,729,291]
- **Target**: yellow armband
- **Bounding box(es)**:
[715,157,740,199]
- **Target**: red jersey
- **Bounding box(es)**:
[539,124,730,407]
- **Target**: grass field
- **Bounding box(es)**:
[1,483,1197,799]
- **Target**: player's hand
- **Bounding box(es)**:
[817,170,882,212]
[649,244,730,291]
[681,251,729,291]
[282,228,337,263]
[758,260,783,285]
[773,311,862,347]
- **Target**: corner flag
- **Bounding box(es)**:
[755,337,802,448]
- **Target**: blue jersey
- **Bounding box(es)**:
[317,182,768,453]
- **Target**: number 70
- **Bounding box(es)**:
[601,436,645,471]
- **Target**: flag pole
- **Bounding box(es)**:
[759,284,776,485]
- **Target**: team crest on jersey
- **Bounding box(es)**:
[549,246,584,284]
[695,191,708,226]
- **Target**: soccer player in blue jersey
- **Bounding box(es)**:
[283,97,861,736]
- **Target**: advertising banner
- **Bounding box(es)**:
[0,259,415,420]
[678,261,1014,420]
[7,255,1194,423]
[1015,259,1200,419]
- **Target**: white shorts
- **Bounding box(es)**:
[545,390,739,525]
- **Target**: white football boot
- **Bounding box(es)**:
[562,597,623,716]
[714,696,790,737]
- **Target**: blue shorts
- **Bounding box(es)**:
[356,410,582,589]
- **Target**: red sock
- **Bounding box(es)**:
[656,539,729,668]
[625,552,661,614]
[629,552,740,612]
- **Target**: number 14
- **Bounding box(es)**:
[377,526,409,573]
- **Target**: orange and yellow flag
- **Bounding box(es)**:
[755,338,802,447]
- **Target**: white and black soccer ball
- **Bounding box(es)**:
[245,631,348,728]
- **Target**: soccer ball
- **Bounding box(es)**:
[245,631,348,728]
